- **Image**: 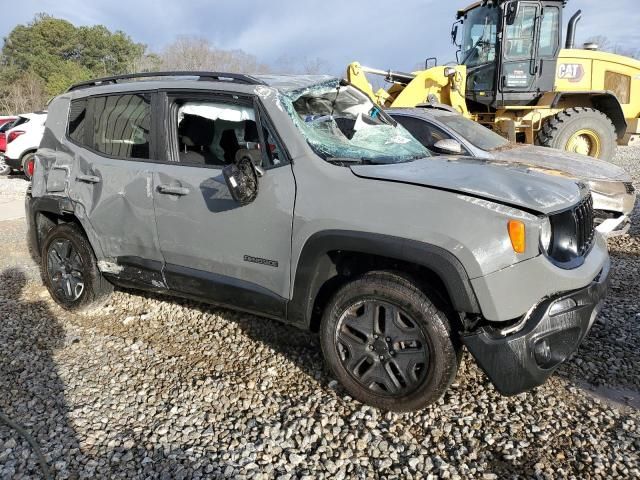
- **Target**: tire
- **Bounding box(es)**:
[320,271,460,412]
[536,107,616,161]
[21,152,35,179]
[0,161,10,176]
[41,223,113,312]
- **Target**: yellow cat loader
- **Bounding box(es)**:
[347,0,640,160]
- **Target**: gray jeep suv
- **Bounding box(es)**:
[26,72,610,411]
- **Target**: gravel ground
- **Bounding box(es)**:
[0,173,29,199]
[0,148,639,479]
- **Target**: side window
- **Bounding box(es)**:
[504,5,537,60]
[68,99,87,144]
[91,94,151,159]
[394,116,453,150]
[538,7,560,57]
[173,100,257,167]
[261,121,287,168]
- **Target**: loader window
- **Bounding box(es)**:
[538,7,560,57]
[504,5,537,60]
[460,6,499,67]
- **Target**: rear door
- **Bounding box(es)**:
[152,91,296,318]
[65,92,166,285]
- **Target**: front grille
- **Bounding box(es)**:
[624,182,636,195]
[573,194,595,256]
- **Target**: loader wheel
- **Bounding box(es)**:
[536,107,616,160]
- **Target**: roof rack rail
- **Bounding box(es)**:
[67,71,266,92]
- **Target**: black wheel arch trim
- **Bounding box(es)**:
[551,91,627,139]
[26,194,92,261]
[287,230,481,328]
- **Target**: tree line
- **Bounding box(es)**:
[0,14,330,114]
[2,15,637,115]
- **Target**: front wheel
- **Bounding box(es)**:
[41,223,113,312]
[320,271,460,411]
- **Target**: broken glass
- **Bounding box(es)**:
[280,81,430,164]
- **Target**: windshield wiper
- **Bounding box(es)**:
[326,157,366,165]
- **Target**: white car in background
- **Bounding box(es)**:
[0,111,47,179]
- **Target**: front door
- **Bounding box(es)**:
[498,1,561,104]
[152,92,296,318]
[500,2,540,95]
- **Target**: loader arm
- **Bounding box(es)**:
[346,62,470,116]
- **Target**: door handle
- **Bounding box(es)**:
[157,184,190,196]
[76,174,101,184]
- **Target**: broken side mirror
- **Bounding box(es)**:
[433,139,463,155]
[222,156,263,206]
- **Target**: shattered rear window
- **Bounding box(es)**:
[281,81,430,164]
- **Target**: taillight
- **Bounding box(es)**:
[27,158,35,177]
[7,130,25,143]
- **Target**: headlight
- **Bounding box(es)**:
[540,217,552,253]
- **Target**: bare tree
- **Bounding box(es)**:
[156,36,271,73]
[0,72,48,114]
[585,35,640,59]
[273,54,332,75]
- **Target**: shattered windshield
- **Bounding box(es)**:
[281,81,430,164]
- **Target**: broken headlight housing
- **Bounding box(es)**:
[540,217,552,253]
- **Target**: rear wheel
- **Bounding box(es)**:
[536,107,616,160]
[41,223,113,312]
[21,152,35,179]
[320,271,460,411]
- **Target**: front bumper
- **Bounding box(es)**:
[596,214,630,238]
[462,258,610,395]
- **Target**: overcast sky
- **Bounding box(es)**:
[2,0,639,74]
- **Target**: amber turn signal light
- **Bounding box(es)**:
[508,220,526,254]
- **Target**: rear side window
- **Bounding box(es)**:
[68,99,87,143]
[67,94,152,159]
[92,94,151,159]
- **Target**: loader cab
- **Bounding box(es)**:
[454,0,564,109]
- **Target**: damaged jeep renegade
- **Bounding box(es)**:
[27,72,610,411]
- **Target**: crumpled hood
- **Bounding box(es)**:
[351,157,583,214]
[491,145,631,182]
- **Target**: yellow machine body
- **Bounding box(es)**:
[347,49,640,157]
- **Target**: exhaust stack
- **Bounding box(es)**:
[565,10,582,49]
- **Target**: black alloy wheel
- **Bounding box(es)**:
[46,238,86,302]
[335,299,429,396]
[321,271,460,411]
